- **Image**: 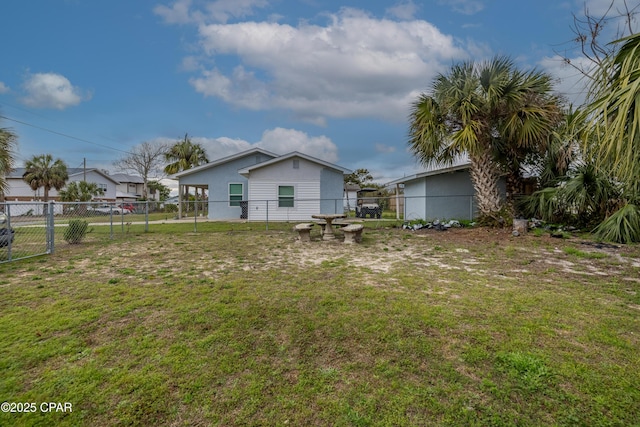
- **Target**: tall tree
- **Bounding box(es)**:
[493,68,563,212]
[580,32,640,243]
[22,154,68,202]
[114,141,168,200]
[584,32,640,195]
[0,125,18,201]
[164,134,209,209]
[147,180,171,201]
[344,168,374,187]
[409,57,559,222]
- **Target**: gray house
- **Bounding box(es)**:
[171,148,351,221]
[387,161,506,221]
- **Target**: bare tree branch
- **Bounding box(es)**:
[113,141,168,200]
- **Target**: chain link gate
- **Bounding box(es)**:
[0,202,54,263]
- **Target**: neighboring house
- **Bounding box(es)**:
[4,168,119,202]
[110,173,159,202]
[387,160,506,221]
[171,148,351,221]
[343,183,360,212]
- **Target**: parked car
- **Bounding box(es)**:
[118,203,136,214]
[0,213,14,248]
[88,204,129,215]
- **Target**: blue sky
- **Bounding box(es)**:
[1,0,636,193]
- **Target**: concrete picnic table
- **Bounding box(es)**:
[311,213,347,241]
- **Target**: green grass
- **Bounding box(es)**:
[0,226,639,426]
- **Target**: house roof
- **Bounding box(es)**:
[386,157,471,187]
[7,167,121,184]
[170,148,279,179]
[237,151,352,176]
[110,173,144,184]
[67,168,121,184]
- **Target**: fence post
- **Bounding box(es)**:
[6,204,12,261]
[145,201,149,232]
[194,200,198,233]
[48,202,55,254]
[266,200,269,231]
[110,206,114,239]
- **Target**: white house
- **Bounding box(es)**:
[4,168,119,202]
[110,173,159,202]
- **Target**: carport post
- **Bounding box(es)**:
[194,199,198,233]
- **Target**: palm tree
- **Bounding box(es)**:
[495,72,563,212]
[584,33,640,196]
[581,32,640,242]
[409,56,559,222]
[0,125,17,201]
[22,154,69,202]
[59,181,101,214]
[164,134,209,213]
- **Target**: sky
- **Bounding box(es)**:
[1,0,638,194]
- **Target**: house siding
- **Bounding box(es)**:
[246,158,325,221]
[402,169,506,221]
[320,167,345,214]
[247,181,319,221]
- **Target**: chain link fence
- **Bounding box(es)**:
[0,195,478,263]
[0,202,53,263]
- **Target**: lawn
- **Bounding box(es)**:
[0,224,639,426]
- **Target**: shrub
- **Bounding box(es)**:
[164,204,178,213]
[64,219,89,244]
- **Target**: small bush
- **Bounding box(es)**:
[164,204,178,213]
[64,219,89,244]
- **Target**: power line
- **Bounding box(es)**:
[0,114,133,155]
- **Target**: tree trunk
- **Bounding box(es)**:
[468,150,504,221]
[505,167,523,217]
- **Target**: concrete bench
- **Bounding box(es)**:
[342,224,364,244]
[294,223,314,242]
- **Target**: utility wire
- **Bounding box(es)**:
[0,114,133,155]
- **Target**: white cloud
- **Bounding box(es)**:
[386,1,419,20]
[154,0,195,24]
[155,127,338,167]
[205,0,269,24]
[256,128,339,162]
[20,73,89,110]
[154,0,269,24]
[0,82,9,94]
[188,8,467,123]
[439,0,485,15]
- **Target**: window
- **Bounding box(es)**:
[278,186,294,208]
[229,183,243,207]
[97,183,107,194]
[293,159,299,169]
